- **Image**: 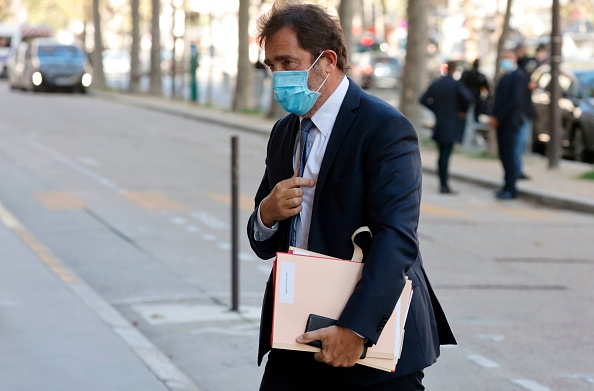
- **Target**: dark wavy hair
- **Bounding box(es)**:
[256,3,350,73]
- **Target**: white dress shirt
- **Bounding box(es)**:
[255,76,350,249]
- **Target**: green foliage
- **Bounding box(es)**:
[578,171,594,181]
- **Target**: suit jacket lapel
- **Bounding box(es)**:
[314,79,361,205]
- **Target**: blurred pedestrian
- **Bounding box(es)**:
[421,61,473,194]
[535,43,548,67]
[248,3,456,390]
[515,43,539,180]
[461,59,490,122]
[490,49,528,200]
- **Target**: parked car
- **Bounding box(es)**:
[530,63,594,162]
[351,52,401,89]
[9,38,92,93]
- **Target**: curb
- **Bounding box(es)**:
[0,201,204,391]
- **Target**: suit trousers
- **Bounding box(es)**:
[259,349,425,391]
[436,142,454,188]
[497,125,519,195]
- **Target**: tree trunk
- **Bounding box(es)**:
[338,0,355,65]
[129,0,141,93]
[399,0,429,133]
[92,0,106,88]
[494,0,513,84]
[149,0,162,95]
[233,0,253,111]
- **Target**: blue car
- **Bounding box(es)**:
[11,38,92,93]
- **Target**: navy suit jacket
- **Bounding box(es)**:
[492,68,527,130]
[420,75,473,143]
[247,79,456,385]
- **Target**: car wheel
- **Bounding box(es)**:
[571,127,587,162]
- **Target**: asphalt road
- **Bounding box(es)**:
[0,81,593,391]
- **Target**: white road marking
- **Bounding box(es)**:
[256,264,271,275]
[23,136,123,191]
[472,333,506,342]
[171,217,186,225]
[466,354,499,369]
[185,225,200,233]
[131,303,261,325]
[511,379,552,391]
[565,374,594,384]
[189,324,259,337]
[201,233,217,241]
[191,211,229,230]
[239,252,256,262]
[217,242,231,251]
[78,156,100,167]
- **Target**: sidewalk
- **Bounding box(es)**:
[93,90,594,215]
[0,203,201,391]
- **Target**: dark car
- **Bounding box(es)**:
[531,63,594,162]
[351,52,401,89]
[9,38,92,93]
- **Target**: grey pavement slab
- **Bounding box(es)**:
[0,207,199,391]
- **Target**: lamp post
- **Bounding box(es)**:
[548,0,562,169]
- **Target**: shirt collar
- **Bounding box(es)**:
[301,76,349,138]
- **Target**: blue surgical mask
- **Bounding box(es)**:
[272,52,330,115]
[500,59,515,72]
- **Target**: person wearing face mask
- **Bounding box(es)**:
[248,4,456,391]
[489,48,528,200]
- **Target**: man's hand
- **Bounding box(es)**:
[296,325,365,367]
[260,176,315,228]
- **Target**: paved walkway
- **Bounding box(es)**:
[93,90,594,214]
[0,202,202,391]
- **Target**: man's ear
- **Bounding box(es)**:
[322,50,338,73]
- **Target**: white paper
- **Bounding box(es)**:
[279,261,295,304]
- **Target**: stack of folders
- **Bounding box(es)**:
[271,248,413,372]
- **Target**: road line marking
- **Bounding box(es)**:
[0,202,78,283]
[207,192,254,212]
[34,191,87,210]
[0,200,202,391]
[239,252,256,262]
[200,233,217,241]
[77,156,100,167]
[256,264,271,275]
[185,225,199,233]
[191,210,229,230]
[466,354,499,369]
[511,379,552,391]
[123,191,188,211]
[216,242,231,251]
[22,136,122,191]
[170,217,186,225]
[472,333,506,342]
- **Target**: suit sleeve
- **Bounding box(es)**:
[246,123,285,260]
[493,71,526,124]
[336,113,422,344]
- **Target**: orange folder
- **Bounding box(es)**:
[271,249,412,372]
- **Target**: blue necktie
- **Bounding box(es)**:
[289,118,314,247]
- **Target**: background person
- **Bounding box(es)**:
[420,61,473,194]
[490,49,527,200]
[248,4,456,391]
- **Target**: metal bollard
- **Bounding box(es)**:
[231,136,239,311]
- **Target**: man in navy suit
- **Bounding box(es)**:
[490,49,527,200]
[420,61,472,194]
[247,4,456,390]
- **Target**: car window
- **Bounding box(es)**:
[38,45,84,59]
[575,71,594,99]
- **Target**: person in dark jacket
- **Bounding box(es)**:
[420,61,473,194]
[461,58,490,122]
[248,4,456,390]
[490,49,528,200]
[514,43,539,180]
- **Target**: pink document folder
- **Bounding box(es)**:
[271,251,412,372]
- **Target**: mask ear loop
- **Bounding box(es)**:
[309,51,330,92]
